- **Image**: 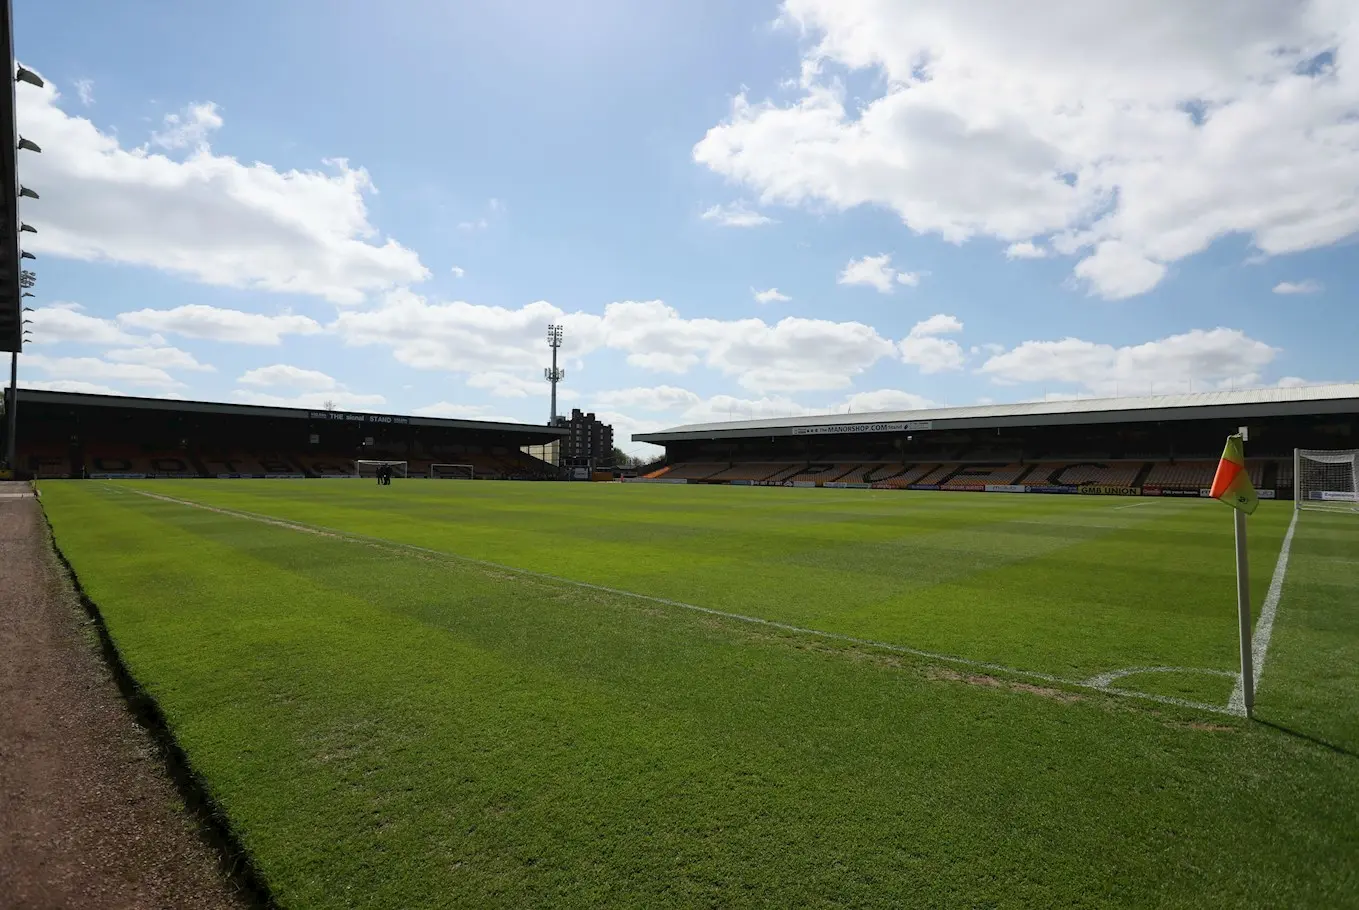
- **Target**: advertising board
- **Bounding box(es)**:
[1079,485,1141,496]
[791,419,932,436]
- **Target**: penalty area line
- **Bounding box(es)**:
[1228,508,1299,715]
[116,486,1239,718]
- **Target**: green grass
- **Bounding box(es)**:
[37,480,1359,909]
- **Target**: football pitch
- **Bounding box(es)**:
[37,480,1359,908]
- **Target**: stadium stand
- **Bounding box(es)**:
[939,464,1028,488]
[22,444,70,478]
[663,462,727,480]
[703,462,789,482]
[294,454,357,477]
[1024,462,1143,487]
[9,390,568,481]
[1140,461,1216,491]
[784,463,855,483]
[630,386,1359,500]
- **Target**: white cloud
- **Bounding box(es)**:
[1275,376,1352,388]
[336,292,896,393]
[603,300,897,391]
[837,254,918,292]
[979,327,1279,396]
[840,389,934,412]
[693,2,1359,299]
[410,401,522,422]
[591,385,704,412]
[26,303,142,346]
[150,102,223,151]
[1273,279,1324,295]
[106,345,214,372]
[231,390,386,410]
[676,393,816,424]
[21,353,184,390]
[73,78,94,106]
[1070,241,1168,300]
[333,291,592,374]
[118,305,322,345]
[17,74,427,304]
[899,313,966,373]
[1005,241,1048,259]
[700,201,775,227]
[237,364,338,391]
[450,266,465,278]
[456,199,502,232]
[753,287,791,303]
[466,371,547,399]
[19,379,123,395]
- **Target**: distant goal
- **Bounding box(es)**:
[430,463,475,480]
[356,459,408,479]
[1295,448,1359,512]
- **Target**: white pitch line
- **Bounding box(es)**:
[1228,508,1300,715]
[1084,665,1238,688]
[115,486,1238,717]
[1112,500,1157,510]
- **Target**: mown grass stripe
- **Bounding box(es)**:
[123,486,1238,717]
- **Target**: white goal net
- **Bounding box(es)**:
[1295,448,1359,512]
[430,463,475,480]
[356,459,408,479]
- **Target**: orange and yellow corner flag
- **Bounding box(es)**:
[1209,434,1259,515]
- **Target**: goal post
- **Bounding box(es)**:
[1295,448,1359,512]
[356,459,408,479]
[430,463,475,480]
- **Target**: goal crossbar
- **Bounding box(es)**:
[430,462,475,480]
[1295,448,1359,512]
[356,459,408,478]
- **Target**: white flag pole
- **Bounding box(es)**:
[1234,426,1255,716]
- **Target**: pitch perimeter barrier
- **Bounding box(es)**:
[985,484,1027,493]
[622,477,689,484]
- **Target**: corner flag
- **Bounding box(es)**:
[1210,434,1259,515]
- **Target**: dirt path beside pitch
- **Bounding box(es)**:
[0,483,248,910]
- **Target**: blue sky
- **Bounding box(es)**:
[13,0,1359,455]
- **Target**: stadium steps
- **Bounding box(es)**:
[788,463,843,484]
[830,463,864,482]
[1012,464,1038,485]
[642,465,671,479]
[1024,464,1055,485]
[186,452,212,477]
[766,464,806,484]
[1131,462,1155,488]
[863,463,927,485]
